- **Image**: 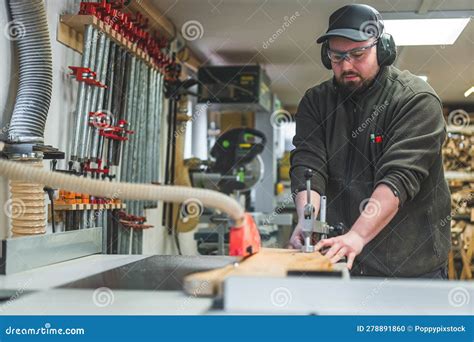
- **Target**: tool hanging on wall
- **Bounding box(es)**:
[56,1,171,254]
[162,53,199,238]
[3,0,173,246]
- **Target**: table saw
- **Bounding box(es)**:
[0,250,471,316]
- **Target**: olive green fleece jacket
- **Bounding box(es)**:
[290,66,451,277]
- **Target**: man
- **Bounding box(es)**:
[288,4,451,278]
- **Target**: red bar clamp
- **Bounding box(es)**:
[69,67,107,88]
[99,119,134,141]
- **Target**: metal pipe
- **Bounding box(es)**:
[77,29,99,161]
[130,61,146,215]
[320,195,327,223]
[90,36,111,161]
[128,227,133,254]
[80,32,106,161]
[149,70,156,185]
[139,66,150,214]
[123,58,139,215]
[120,56,136,182]
[99,42,117,162]
[139,63,150,216]
[155,72,164,209]
[154,72,163,188]
[145,68,156,210]
[111,51,130,166]
[71,25,94,161]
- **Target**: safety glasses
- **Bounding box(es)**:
[327,40,378,63]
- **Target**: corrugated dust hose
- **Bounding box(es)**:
[0,159,245,226]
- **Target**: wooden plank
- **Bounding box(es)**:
[60,14,97,32]
[183,248,333,296]
[445,171,474,181]
[57,20,83,53]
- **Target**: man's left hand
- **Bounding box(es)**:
[314,230,366,269]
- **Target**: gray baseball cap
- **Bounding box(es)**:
[316,4,384,44]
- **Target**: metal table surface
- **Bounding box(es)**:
[0,254,148,291]
[61,255,237,291]
[0,254,236,315]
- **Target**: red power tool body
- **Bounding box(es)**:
[229,213,261,257]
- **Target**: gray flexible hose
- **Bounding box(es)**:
[7,0,52,143]
[0,159,246,225]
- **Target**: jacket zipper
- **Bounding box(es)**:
[343,103,358,224]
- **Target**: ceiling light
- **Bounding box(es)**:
[383,18,470,46]
[464,86,474,98]
[381,10,474,46]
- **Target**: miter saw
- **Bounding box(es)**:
[187,127,266,196]
[187,128,267,255]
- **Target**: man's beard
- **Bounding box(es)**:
[335,71,374,95]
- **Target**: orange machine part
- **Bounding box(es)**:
[229,213,261,257]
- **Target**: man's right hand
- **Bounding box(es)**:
[287,222,304,249]
[288,190,321,249]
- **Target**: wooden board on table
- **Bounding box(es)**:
[183,248,332,296]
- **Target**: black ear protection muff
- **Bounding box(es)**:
[321,41,332,70]
[321,33,397,70]
[376,33,397,66]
